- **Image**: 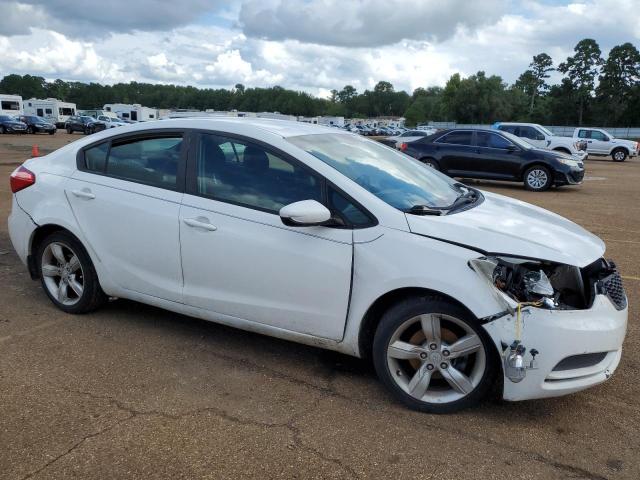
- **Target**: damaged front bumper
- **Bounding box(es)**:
[482,294,627,401]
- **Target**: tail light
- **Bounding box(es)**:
[400,142,408,151]
[10,165,36,193]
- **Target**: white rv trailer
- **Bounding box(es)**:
[103,103,158,122]
[0,94,23,116]
[23,98,76,127]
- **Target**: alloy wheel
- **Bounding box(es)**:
[527,169,548,189]
[614,151,626,161]
[41,242,84,306]
[385,313,486,403]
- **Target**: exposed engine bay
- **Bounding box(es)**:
[473,256,625,311]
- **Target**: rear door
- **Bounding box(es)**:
[433,130,476,175]
[179,132,354,340]
[66,131,187,302]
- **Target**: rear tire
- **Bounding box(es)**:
[553,148,571,155]
[524,165,552,191]
[36,231,107,314]
[66,127,73,134]
[373,296,496,413]
[420,158,440,171]
[612,149,627,162]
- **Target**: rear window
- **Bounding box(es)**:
[83,135,182,189]
[436,131,473,146]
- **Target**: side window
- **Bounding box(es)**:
[498,125,517,135]
[84,142,109,172]
[195,134,322,213]
[591,131,607,141]
[488,133,513,149]
[578,129,589,139]
[102,136,182,188]
[436,131,472,146]
[45,108,52,114]
[518,127,538,140]
[329,189,372,227]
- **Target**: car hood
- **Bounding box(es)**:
[405,191,604,267]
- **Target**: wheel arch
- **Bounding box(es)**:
[28,224,83,278]
[552,147,571,154]
[519,161,553,181]
[358,287,479,360]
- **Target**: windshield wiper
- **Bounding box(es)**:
[447,187,479,213]
[406,205,445,216]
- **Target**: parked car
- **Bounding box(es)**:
[65,115,107,135]
[379,129,430,148]
[0,115,27,134]
[573,127,638,162]
[8,119,626,413]
[17,115,56,135]
[401,128,585,191]
[96,115,127,129]
[494,122,587,160]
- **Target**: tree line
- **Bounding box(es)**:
[1,38,638,127]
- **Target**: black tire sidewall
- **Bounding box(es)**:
[372,296,497,413]
[36,231,105,314]
[421,158,440,171]
[524,165,552,191]
[612,149,627,162]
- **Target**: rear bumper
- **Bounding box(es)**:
[8,195,37,265]
[483,294,628,401]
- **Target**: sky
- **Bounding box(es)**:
[0,0,638,98]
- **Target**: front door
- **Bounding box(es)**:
[587,130,610,154]
[473,131,522,180]
[179,133,353,340]
[66,132,186,302]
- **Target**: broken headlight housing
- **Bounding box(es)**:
[470,256,588,312]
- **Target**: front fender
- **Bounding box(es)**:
[341,227,505,356]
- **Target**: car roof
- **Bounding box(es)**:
[99,117,345,138]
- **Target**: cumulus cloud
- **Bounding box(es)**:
[0,0,228,36]
[238,0,508,47]
[0,0,638,96]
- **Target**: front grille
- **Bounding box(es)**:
[570,170,585,183]
[601,271,627,310]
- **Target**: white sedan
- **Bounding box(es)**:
[8,118,627,413]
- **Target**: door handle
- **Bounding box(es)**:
[183,217,218,231]
[71,189,95,200]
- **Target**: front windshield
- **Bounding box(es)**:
[29,116,46,122]
[287,133,460,210]
[500,130,533,150]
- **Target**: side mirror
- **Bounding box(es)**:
[279,200,332,227]
[536,134,545,141]
[506,144,518,152]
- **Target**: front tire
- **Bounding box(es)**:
[612,149,627,162]
[373,296,496,413]
[420,158,440,171]
[524,165,552,191]
[36,231,107,314]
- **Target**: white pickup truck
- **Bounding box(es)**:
[573,127,638,162]
[494,122,588,161]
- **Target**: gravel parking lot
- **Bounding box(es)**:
[1,132,638,480]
